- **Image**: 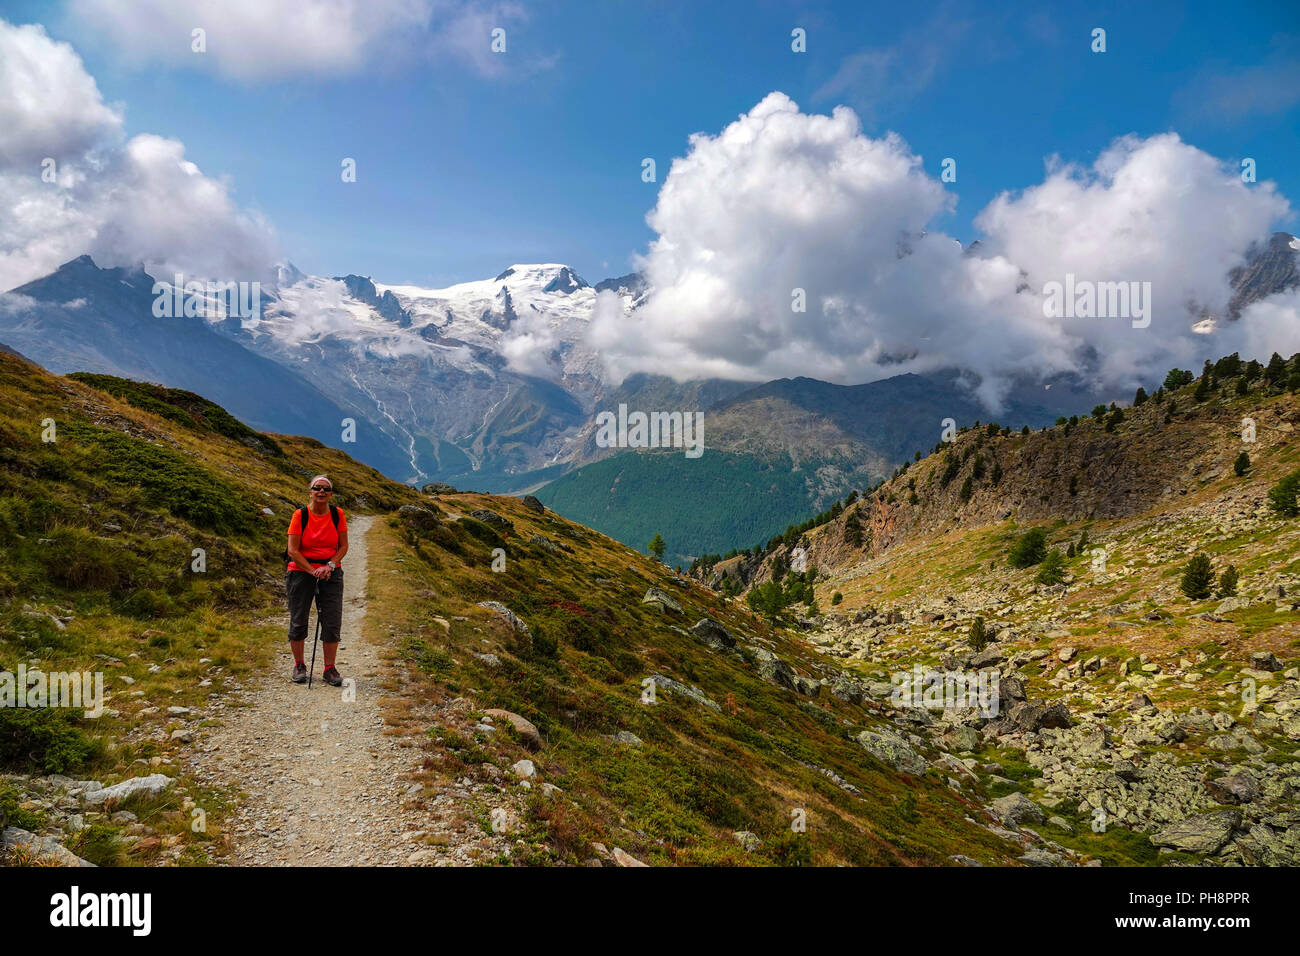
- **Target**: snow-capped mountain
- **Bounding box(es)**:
[199,262,643,486]
[3,232,1296,496]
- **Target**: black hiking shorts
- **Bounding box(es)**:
[286,567,344,644]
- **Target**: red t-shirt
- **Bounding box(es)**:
[287,507,346,572]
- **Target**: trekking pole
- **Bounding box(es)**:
[308,576,321,690]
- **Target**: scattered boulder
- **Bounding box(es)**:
[606,731,643,747]
[484,709,542,750]
[1149,809,1241,855]
[80,774,173,807]
[478,601,530,637]
[942,726,981,752]
[751,647,797,691]
[612,847,648,867]
[830,676,867,706]
[1003,700,1072,733]
[642,588,682,614]
[991,791,1047,827]
[529,533,565,556]
[397,504,441,531]
[792,675,821,698]
[970,647,1005,669]
[511,759,536,779]
[469,509,514,532]
[856,729,928,775]
[521,494,545,513]
[421,482,458,495]
[649,673,719,711]
[864,681,895,700]
[1205,772,1260,805]
[1250,651,1282,672]
[733,831,762,852]
[998,676,1027,704]
[1,828,95,866]
[691,618,736,649]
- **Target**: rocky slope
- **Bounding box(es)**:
[693,357,1300,864]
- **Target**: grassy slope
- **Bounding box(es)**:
[0,352,419,863]
[1,352,1029,866]
[368,492,1026,866]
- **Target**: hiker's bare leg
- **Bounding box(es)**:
[290,639,305,663]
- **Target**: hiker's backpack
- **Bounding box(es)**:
[284,505,340,564]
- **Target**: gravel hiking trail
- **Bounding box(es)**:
[183,515,505,865]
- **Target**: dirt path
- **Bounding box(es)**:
[181,517,433,864]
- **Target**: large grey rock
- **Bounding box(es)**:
[79,774,173,807]
[478,601,530,637]
[792,675,821,698]
[998,676,1027,704]
[529,533,564,556]
[691,618,736,649]
[751,647,796,690]
[521,495,545,514]
[1205,772,1260,805]
[1250,651,1282,672]
[642,588,682,614]
[1149,810,1241,855]
[969,647,1005,669]
[864,681,895,700]
[1005,701,1072,733]
[649,673,719,711]
[484,708,542,750]
[2,827,95,866]
[991,791,1047,826]
[943,725,981,752]
[856,729,927,775]
[469,509,514,531]
[830,676,867,706]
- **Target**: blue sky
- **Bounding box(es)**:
[9,0,1300,286]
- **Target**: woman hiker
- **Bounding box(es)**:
[285,475,348,686]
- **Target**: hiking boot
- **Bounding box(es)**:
[291,663,307,684]
[322,666,343,687]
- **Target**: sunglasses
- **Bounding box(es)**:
[310,486,332,492]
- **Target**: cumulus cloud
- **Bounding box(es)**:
[590,93,1300,409]
[0,18,277,291]
[85,134,277,280]
[65,0,548,81]
[0,21,121,167]
[974,132,1291,391]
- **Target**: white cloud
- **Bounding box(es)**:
[0,19,278,290]
[0,21,121,168]
[85,133,278,280]
[65,0,547,81]
[591,93,1300,409]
